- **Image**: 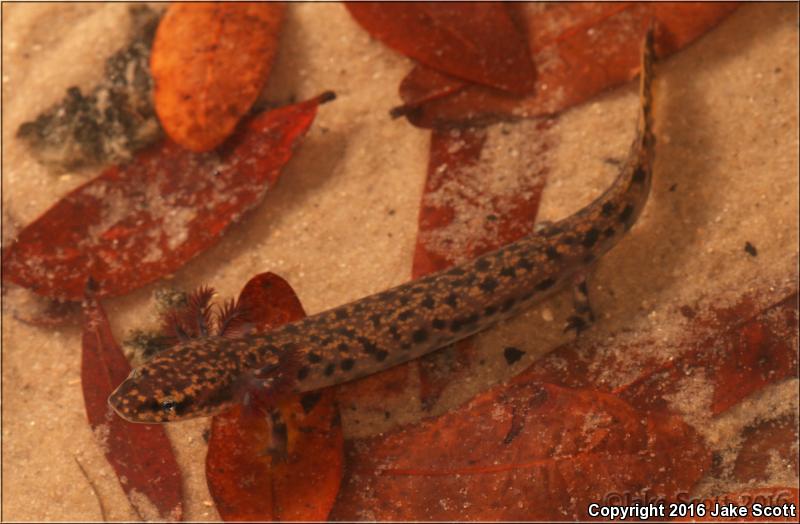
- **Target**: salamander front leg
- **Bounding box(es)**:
[564,275,595,335]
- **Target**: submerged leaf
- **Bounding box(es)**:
[152,2,285,151]
[332,381,709,520]
[3,94,329,301]
[81,293,183,520]
[206,273,343,521]
[346,2,534,94]
[394,2,739,127]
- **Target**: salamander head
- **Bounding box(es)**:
[108,338,243,423]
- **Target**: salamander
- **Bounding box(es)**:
[109,31,657,423]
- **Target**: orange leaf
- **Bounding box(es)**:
[332,382,709,520]
[81,292,183,520]
[395,2,739,128]
[346,2,534,94]
[206,273,343,521]
[152,2,285,151]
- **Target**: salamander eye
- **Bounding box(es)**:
[161,399,177,415]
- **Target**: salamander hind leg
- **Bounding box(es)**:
[564,274,595,335]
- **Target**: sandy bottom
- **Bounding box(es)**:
[2,3,798,521]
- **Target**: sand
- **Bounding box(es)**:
[2,2,798,521]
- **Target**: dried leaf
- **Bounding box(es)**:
[346,2,534,94]
[332,381,709,520]
[206,273,343,521]
[152,2,285,151]
[3,94,328,301]
[394,2,739,127]
[81,292,183,520]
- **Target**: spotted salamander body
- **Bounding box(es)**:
[109,33,657,423]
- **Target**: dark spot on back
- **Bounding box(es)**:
[337,343,349,352]
[421,296,435,309]
[447,267,466,276]
[445,293,458,307]
[358,337,377,354]
[516,258,533,271]
[412,329,428,344]
[341,359,355,371]
[601,202,615,217]
[475,259,491,271]
[501,297,516,312]
[334,309,348,320]
[337,327,356,338]
[307,352,322,363]
[604,226,615,238]
[577,280,588,295]
[500,266,516,278]
[369,314,382,328]
[535,278,555,291]
[432,318,446,329]
[374,350,388,362]
[619,204,634,226]
[389,325,400,340]
[545,246,561,261]
[324,363,335,376]
[479,277,499,293]
[503,347,525,365]
[300,392,322,414]
[582,228,599,248]
[297,366,310,381]
[632,165,647,184]
[465,313,479,325]
[484,305,497,316]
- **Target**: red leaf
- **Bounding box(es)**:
[395,2,739,127]
[206,273,343,521]
[332,381,709,520]
[346,2,535,94]
[3,94,329,301]
[523,290,798,417]
[152,2,285,151]
[81,293,183,520]
[733,415,798,484]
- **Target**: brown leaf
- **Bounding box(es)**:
[81,292,183,520]
[332,381,709,520]
[151,2,285,151]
